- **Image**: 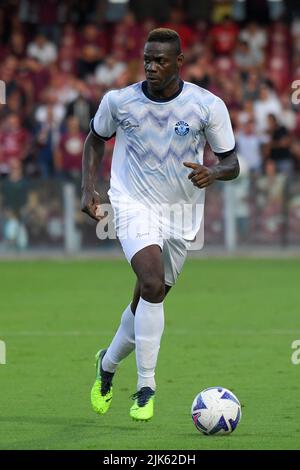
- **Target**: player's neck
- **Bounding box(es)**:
[146,77,182,100]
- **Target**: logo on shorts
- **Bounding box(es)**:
[136,232,150,238]
[175,121,189,136]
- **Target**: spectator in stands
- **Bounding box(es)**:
[2,207,28,250]
[66,91,97,133]
[239,21,267,58]
[8,31,26,59]
[257,159,286,204]
[185,53,213,89]
[209,15,239,56]
[1,158,28,214]
[0,113,31,177]
[58,25,78,74]
[238,100,255,127]
[18,57,51,104]
[0,55,19,96]
[35,0,62,41]
[279,94,297,132]
[242,72,261,101]
[54,116,85,180]
[0,89,26,123]
[1,158,28,250]
[35,88,66,127]
[254,84,282,135]
[48,71,80,106]
[21,190,48,245]
[35,104,60,178]
[77,23,106,79]
[95,54,126,87]
[27,33,57,65]
[236,119,263,174]
[163,7,194,49]
[265,114,294,175]
[111,10,142,80]
[233,40,263,79]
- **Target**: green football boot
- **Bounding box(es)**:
[130,387,155,421]
[91,349,114,415]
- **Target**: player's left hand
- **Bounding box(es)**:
[183,162,217,189]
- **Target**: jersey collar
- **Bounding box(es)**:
[141,79,184,103]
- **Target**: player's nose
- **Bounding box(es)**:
[146,62,158,73]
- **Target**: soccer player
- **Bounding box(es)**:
[81,29,239,422]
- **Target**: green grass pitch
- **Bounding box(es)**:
[0,258,300,450]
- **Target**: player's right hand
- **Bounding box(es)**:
[81,189,104,221]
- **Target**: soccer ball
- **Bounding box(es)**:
[191,386,241,435]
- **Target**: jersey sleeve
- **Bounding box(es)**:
[204,97,235,158]
[90,92,118,141]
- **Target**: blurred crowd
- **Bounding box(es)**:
[1,0,300,249]
[0,0,300,183]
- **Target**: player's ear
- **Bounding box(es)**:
[177,53,184,68]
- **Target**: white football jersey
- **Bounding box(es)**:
[91,80,235,240]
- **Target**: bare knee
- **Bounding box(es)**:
[131,245,165,305]
[140,276,165,303]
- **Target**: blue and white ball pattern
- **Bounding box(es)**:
[191,387,241,435]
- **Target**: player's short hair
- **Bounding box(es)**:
[146,28,182,55]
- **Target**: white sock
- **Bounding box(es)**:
[134,297,164,391]
[102,304,135,373]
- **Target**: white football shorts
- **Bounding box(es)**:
[111,199,191,286]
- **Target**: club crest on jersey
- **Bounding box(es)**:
[175,121,189,136]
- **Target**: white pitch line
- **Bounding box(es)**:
[1,330,300,337]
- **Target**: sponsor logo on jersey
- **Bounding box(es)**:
[121,120,140,133]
